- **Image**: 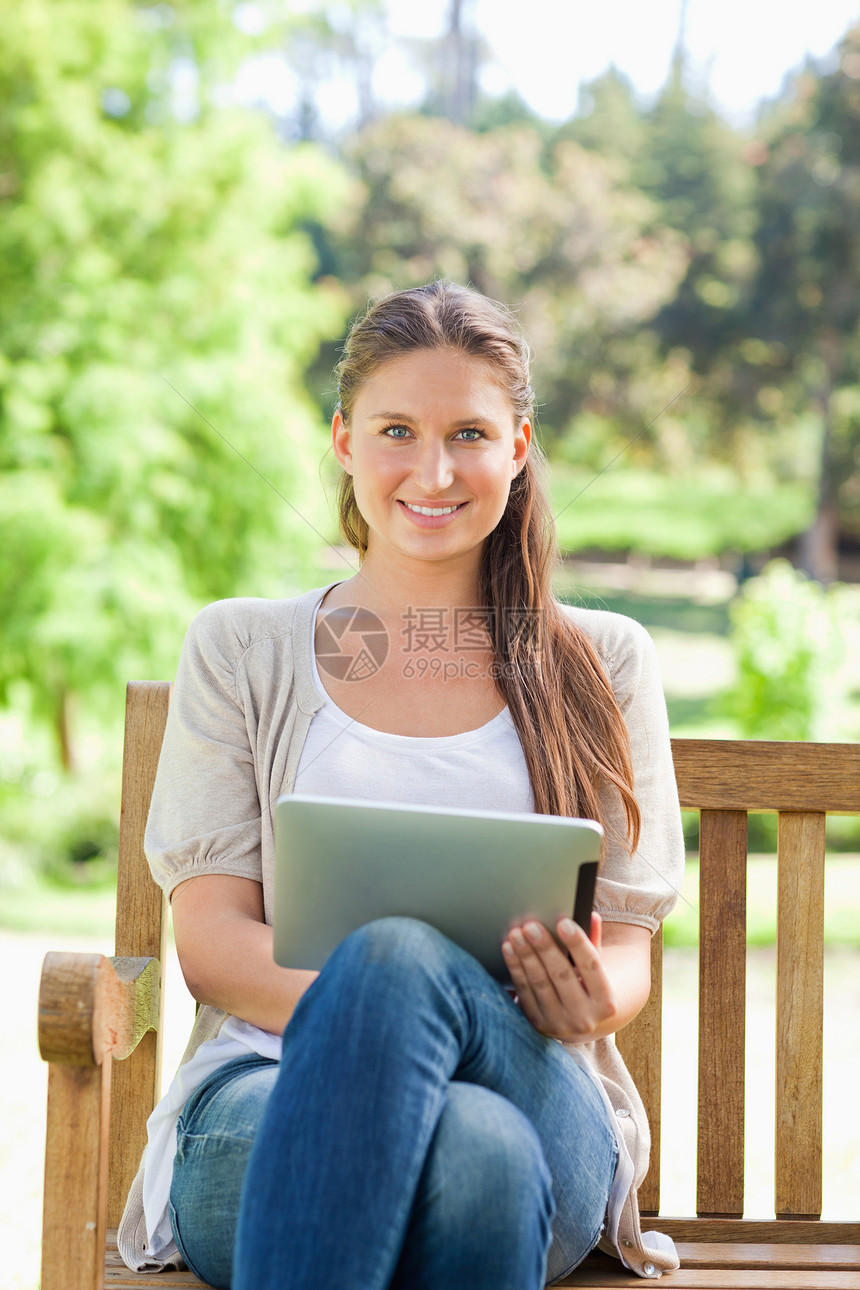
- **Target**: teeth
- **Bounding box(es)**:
[404,502,462,516]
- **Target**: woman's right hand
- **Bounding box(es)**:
[171,873,317,1034]
[502,914,651,1044]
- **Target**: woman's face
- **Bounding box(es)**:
[332,347,531,569]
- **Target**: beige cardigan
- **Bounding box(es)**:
[119,584,685,1279]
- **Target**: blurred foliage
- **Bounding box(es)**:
[565,63,758,364]
[717,560,860,740]
[0,756,120,887]
[0,0,351,769]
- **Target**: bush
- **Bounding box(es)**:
[718,560,859,741]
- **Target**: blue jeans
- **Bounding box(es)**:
[169,918,618,1289]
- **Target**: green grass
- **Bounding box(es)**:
[0,872,119,939]
[550,466,813,561]
[557,582,732,637]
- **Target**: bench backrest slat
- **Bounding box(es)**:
[671,739,860,812]
[775,810,826,1219]
[108,681,171,1226]
[617,929,663,1215]
[696,808,748,1217]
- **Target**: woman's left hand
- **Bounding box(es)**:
[502,913,618,1043]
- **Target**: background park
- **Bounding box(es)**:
[2,2,860,1286]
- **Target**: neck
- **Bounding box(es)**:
[333,546,485,622]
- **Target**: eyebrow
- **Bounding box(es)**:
[366,410,490,426]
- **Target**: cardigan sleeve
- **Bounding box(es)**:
[144,600,265,900]
[564,606,685,933]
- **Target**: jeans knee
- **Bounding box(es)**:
[430,1084,555,1237]
[330,916,459,982]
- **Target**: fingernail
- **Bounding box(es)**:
[512,929,527,948]
[524,921,542,941]
[559,918,577,936]
[502,941,515,958]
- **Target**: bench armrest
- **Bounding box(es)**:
[39,952,161,1066]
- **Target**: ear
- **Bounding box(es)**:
[332,409,353,474]
[512,418,531,476]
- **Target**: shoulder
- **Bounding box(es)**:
[186,585,331,655]
[188,593,301,647]
[177,585,333,694]
[557,602,661,710]
[559,601,655,667]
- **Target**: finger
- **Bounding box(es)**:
[520,920,583,992]
[556,917,612,1004]
[504,925,557,994]
[507,922,583,1028]
[502,927,558,1026]
[505,922,606,1040]
[502,939,548,1031]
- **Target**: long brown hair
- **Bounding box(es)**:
[335,281,641,848]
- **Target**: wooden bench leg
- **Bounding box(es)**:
[42,1057,112,1290]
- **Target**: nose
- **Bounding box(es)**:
[413,438,455,495]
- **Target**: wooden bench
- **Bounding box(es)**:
[38,681,860,1288]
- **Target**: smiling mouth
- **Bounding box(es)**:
[401,501,467,517]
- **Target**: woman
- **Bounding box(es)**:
[118,281,684,1287]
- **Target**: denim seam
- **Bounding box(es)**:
[176,1131,258,1146]
[168,1198,212,1287]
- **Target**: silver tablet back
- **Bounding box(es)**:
[273,795,602,981]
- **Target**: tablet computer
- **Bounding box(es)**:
[273,794,602,981]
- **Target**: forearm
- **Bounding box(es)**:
[576,931,652,1042]
[171,874,317,1035]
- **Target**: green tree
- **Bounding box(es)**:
[0,0,350,770]
[636,68,758,364]
[569,62,765,467]
[742,27,860,579]
[336,113,687,455]
[562,67,646,171]
[566,60,758,359]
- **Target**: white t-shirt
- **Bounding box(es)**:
[295,643,534,812]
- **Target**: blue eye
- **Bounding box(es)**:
[456,428,484,441]
[382,424,411,439]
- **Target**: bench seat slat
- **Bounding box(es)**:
[655,1219,860,1243]
[562,1268,860,1288]
[675,1242,860,1270]
[104,1231,860,1278]
[104,1234,860,1287]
